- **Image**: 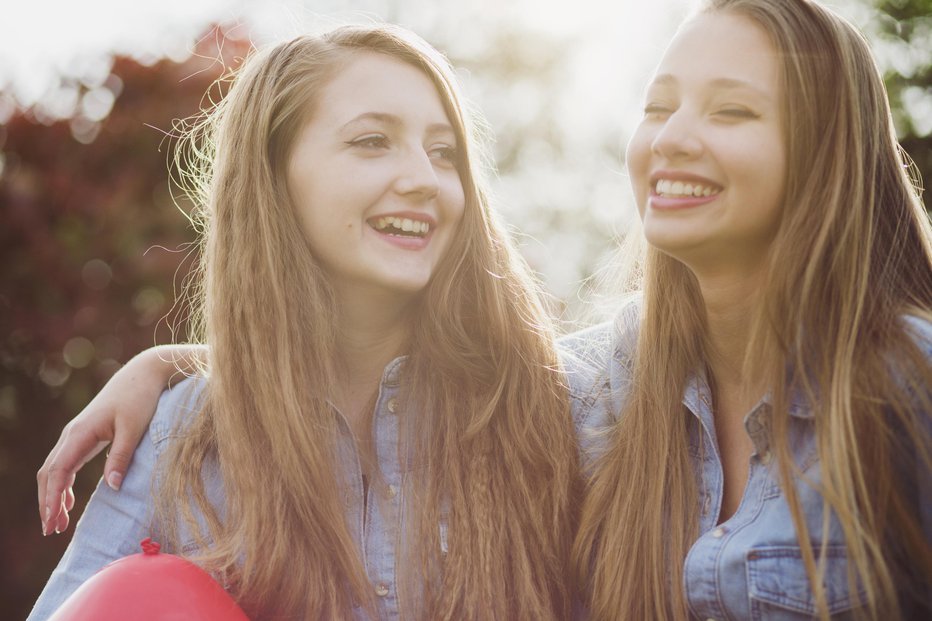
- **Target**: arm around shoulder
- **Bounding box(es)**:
[28,375,207,621]
[38,344,207,537]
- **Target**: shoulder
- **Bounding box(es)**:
[558,322,614,391]
[148,375,209,448]
[558,296,641,377]
[558,296,642,433]
[558,296,640,375]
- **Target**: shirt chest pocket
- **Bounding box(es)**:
[746,545,865,620]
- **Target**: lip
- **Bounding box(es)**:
[366,210,437,250]
[648,169,722,211]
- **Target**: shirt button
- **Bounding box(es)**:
[387,484,398,498]
[387,398,398,414]
[712,527,726,538]
[375,583,390,597]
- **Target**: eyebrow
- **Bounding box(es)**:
[651,74,772,99]
[339,112,455,136]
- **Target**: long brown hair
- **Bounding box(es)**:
[574,1,932,619]
[155,25,579,620]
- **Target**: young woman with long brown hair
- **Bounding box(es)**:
[574,0,932,619]
[29,24,583,620]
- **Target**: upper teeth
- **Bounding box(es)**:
[655,179,720,198]
[374,216,430,236]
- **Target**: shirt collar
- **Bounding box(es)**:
[681,367,813,421]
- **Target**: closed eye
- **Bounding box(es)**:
[643,103,673,119]
[429,144,459,166]
[714,108,759,119]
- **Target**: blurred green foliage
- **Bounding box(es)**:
[869,0,932,197]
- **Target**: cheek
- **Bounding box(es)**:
[442,176,467,224]
[749,137,786,215]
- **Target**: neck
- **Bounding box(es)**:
[332,284,415,422]
[693,263,765,391]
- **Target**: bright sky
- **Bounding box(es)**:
[0,0,692,109]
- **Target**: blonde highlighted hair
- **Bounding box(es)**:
[574,1,932,619]
[155,25,579,619]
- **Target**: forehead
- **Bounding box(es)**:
[313,51,451,126]
[652,12,780,92]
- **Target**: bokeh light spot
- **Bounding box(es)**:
[39,355,71,387]
[63,337,96,369]
[80,86,115,122]
[82,258,113,290]
[133,287,166,326]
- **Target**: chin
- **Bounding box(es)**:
[377,275,432,296]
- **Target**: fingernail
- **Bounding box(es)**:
[107,472,123,491]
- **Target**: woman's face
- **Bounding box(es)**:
[626,12,786,273]
[287,51,466,300]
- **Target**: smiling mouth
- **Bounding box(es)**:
[654,179,722,198]
[369,216,431,238]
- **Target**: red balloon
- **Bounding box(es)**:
[49,538,250,620]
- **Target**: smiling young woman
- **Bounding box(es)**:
[574,1,932,619]
[29,26,581,621]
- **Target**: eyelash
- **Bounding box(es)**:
[642,104,760,120]
[347,134,388,149]
[430,145,459,164]
[644,104,672,117]
[715,108,759,119]
[347,136,459,164]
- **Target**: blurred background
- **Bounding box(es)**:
[2,0,929,616]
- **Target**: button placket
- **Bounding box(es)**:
[368,376,404,617]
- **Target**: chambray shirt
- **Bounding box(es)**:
[572,311,932,620]
[29,344,610,621]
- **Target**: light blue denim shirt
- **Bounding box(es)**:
[29,346,609,621]
[572,310,932,620]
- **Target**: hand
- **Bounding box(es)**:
[36,345,199,536]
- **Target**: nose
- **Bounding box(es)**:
[393,145,440,200]
[650,108,702,160]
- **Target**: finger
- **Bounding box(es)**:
[37,436,68,533]
[45,471,75,535]
[64,485,76,512]
[48,494,67,535]
[44,433,104,536]
[103,427,146,491]
[52,485,75,535]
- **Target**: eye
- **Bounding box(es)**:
[713,108,759,120]
[643,103,673,120]
[347,134,388,149]
[429,143,459,166]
